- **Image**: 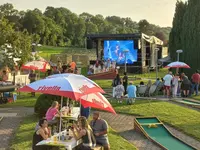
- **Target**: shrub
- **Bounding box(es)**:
[81,67,88,76]
[34,94,68,118]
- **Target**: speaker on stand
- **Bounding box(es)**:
[87,39,93,49]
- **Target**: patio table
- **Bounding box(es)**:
[36,130,82,150]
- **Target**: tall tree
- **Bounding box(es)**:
[0,18,31,68]
[168,1,187,61]
[180,0,200,75]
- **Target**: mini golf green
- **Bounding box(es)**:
[179,99,200,106]
[137,118,160,124]
[136,118,195,150]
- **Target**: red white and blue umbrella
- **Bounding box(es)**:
[165,61,190,68]
[47,74,116,113]
[47,73,101,88]
[80,92,116,114]
[19,75,104,100]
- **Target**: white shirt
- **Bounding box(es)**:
[163,74,173,86]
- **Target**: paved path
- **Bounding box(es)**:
[99,112,200,150]
[0,107,34,150]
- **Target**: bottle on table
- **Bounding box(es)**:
[61,132,65,141]
[66,128,69,140]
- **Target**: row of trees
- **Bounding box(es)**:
[0,3,171,48]
[169,0,200,75]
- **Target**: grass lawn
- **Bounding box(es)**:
[37,46,96,60]
[111,100,200,140]
[0,93,38,108]
[10,114,137,150]
[95,79,149,89]
[134,68,169,79]
[191,95,200,101]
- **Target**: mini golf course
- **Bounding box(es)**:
[173,99,200,109]
[134,117,197,150]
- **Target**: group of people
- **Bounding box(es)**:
[47,60,77,76]
[161,70,200,98]
[88,59,116,75]
[112,73,137,104]
[32,101,110,150]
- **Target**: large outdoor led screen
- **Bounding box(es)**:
[103,40,137,64]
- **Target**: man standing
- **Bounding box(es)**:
[70,60,76,72]
[90,112,110,150]
[123,72,128,95]
[191,70,200,96]
[163,71,173,98]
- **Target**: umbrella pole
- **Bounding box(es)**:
[176,68,179,74]
[59,96,63,141]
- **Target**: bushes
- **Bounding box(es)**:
[34,94,64,118]
[81,67,88,76]
[34,94,80,118]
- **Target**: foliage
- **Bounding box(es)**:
[34,94,62,118]
[0,17,32,68]
[111,100,200,140]
[0,93,38,108]
[169,0,200,76]
[0,3,171,48]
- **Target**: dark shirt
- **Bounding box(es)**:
[123,75,128,85]
[62,65,67,72]
[29,73,36,82]
[81,105,90,119]
[32,131,50,150]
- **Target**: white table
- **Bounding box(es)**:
[36,130,82,150]
[56,107,80,121]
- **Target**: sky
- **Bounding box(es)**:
[0,0,187,27]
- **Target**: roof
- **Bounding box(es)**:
[158,55,171,63]
[86,33,163,45]
[86,33,141,39]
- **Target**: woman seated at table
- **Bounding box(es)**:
[32,119,51,150]
[70,116,96,150]
[45,101,60,124]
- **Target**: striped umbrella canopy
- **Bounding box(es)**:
[19,74,104,100]
[21,61,50,72]
[80,92,116,114]
[165,61,190,68]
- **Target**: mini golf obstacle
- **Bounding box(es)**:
[134,117,197,150]
[173,99,200,109]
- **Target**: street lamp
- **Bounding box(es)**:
[176,49,183,74]
[123,49,129,73]
[176,49,183,61]
[155,48,160,79]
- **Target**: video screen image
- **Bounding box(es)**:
[103,40,138,64]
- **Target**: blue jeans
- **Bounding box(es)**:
[192,83,199,95]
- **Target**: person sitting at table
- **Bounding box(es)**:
[32,119,51,150]
[0,70,8,81]
[71,116,96,150]
[90,112,110,150]
[45,101,60,124]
